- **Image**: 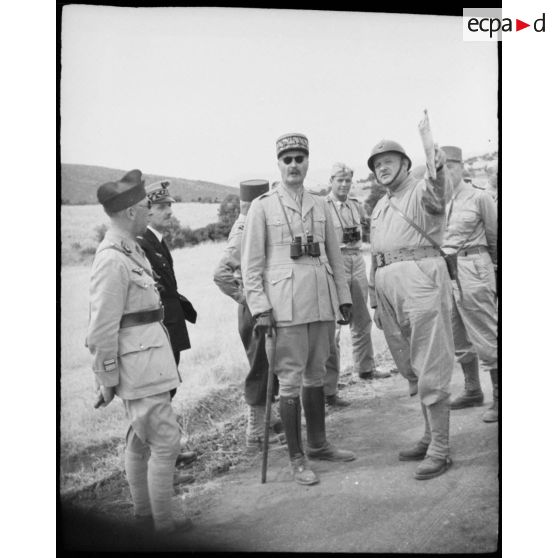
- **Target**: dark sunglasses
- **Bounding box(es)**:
[282,155,306,165]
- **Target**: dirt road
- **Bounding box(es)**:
[168,368,499,553]
[61,366,499,553]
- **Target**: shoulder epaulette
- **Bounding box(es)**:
[98,243,154,278]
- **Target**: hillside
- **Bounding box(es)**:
[61,163,239,205]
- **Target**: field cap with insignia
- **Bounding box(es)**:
[146,180,176,204]
[276,133,309,159]
[367,140,412,172]
[441,146,463,163]
[97,169,146,212]
[239,179,269,202]
[330,162,354,178]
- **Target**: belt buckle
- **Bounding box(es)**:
[376,253,385,267]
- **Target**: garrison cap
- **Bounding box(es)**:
[239,179,269,202]
[441,146,463,163]
[330,162,354,178]
[146,180,176,204]
[97,169,146,213]
[276,133,309,159]
[367,140,412,172]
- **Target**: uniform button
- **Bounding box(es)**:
[140,344,144,349]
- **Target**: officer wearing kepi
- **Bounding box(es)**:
[324,162,389,409]
[368,140,455,480]
[242,133,356,486]
[441,146,499,422]
[138,180,197,368]
[86,169,184,534]
[213,179,285,451]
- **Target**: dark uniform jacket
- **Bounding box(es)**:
[138,228,197,352]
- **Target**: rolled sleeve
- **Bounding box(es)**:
[213,234,244,303]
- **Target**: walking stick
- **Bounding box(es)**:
[261,328,276,484]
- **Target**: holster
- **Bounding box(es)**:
[443,252,459,281]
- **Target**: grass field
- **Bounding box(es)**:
[61,202,220,265]
[60,237,393,493]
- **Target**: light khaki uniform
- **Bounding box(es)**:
[324,194,375,394]
[241,184,351,398]
[369,172,454,407]
[443,181,498,369]
[86,229,181,532]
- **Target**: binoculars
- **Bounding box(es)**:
[290,235,321,259]
[342,227,361,244]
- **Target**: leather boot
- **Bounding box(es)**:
[399,403,430,461]
[482,369,499,423]
[246,404,286,452]
[303,387,355,462]
[280,396,318,485]
[450,356,484,409]
[415,398,451,480]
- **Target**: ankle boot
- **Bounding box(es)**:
[482,369,499,423]
[280,396,318,485]
[451,356,484,409]
[415,398,451,480]
[302,386,355,462]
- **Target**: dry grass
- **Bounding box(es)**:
[60,235,393,495]
[61,203,220,265]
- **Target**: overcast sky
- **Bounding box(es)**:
[60,6,498,187]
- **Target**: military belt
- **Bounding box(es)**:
[120,307,164,329]
[374,246,441,268]
[458,245,488,257]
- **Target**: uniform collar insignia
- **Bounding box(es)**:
[121,240,132,254]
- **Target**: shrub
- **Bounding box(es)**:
[217,194,240,228]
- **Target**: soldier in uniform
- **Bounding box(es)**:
[324,162,389,409]
[368,140,454,480]
[242,133,356,486]
[86,169,184,534]
[213,179,285,451]
[441,146,499,422]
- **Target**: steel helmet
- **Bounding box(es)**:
[367,140,412,172]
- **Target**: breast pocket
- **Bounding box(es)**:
[458,209,478,224]
[312,208,326,242]
[129,272,160,308]
[263,268,293,322]
[266,213,289,243]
